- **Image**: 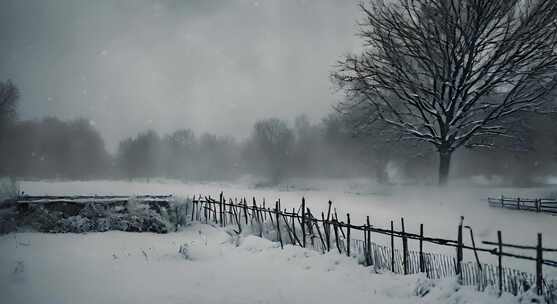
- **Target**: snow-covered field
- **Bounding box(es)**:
[0,223,531,304]
[4,178,556,300]
[20,178,557,249]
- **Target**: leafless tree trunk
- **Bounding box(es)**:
[250,118,294,184]
[0,80,19,123]
[333,0,557,185]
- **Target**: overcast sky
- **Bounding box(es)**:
[0,0,360,151]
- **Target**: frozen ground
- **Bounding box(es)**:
[0,223,533,304]
[17,178,557,273]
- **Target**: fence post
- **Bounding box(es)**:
[276,201,283,249]
[191,197,195,222]
[367,216,372,266]
[536,233,543,296]
[497,230,503,296]
[199,195,203,221]
[243,199,248,225]
[233,201,242,233]
[228,197,232,225]
[326,201,332,246]
[198,195,203,221]
[346,213,351,257]
[304,208,313,247]
[401,217,408,275]
[501,195,504,208]
[205,198,209,222]
[250,198,255,225]
[204,198,208,224]
[333,208,346,239]
[391,220,395,272]
[517,197,520,210]
[456,216,464,281]
[195,198,198,221]
[322,212,330,252]
[255,198,262,237]
[224,196,229,226]
[219,192,224,227]
[211,196,216,222]
[363,218,369,265]
[291,208,298,243]
[301,198,306,248]
[195,196,199,221]
[253,198,258,232]
[419,223,424,273]
[263,199,266,220]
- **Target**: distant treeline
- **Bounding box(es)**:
[115,115,383,182]
[0,117,111,179]
[1,112,556,185]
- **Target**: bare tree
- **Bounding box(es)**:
[0,80,19,123]
[0,81,19,179]
[249,118,294,183]
[333,0,557,185]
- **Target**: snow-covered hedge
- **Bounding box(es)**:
[3,196,192,234]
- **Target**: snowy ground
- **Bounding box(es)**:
[0,223,530,304]
[20,178,557,267]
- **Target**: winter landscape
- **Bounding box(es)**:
[2,0,557,303]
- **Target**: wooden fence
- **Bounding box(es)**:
[488,196,557,214]
[191,193,557,302]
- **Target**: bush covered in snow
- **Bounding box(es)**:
[59,216,94,233]
[20,205,61,232]
[4,196,193,234]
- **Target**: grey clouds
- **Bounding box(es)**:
[0,0,360,151]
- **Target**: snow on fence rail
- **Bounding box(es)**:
[191,193,557,302]
[13,194,174,204]
[7,195,175,211]
[487,196,557,214]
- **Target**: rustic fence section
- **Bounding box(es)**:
[191,193,557,302]
[488,196,557,214]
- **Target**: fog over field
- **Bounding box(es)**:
[0,0,360,151]
[2,0,557,185]
[2,0,557,303]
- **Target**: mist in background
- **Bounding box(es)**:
[1,0,557,186]
[0,0,360,151]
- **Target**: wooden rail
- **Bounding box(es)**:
[487,196,557,214]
